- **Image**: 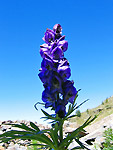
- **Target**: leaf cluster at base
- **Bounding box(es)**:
[0,91,97,150]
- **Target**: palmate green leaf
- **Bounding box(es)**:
[74,99,89,110]
[65,99,88,120]
[40,127,59,148]
[0,132,55,149]
[41,109,61,122]
[28,143,46,146]
[0,123,57,149]
[64,93,88,121]
[64,138,73,149]
[72,89,81,106]
[38,122,62,149]
[64,104,74,120]
[0,136,11,143]
[84,115,97,127]
[41,109,55,120]
[0,130,33,138]
[67,115,77,119]
[30,122,40,132]
[28,143,50,149]
[64,90,81,120]
[59,115,97,149]
[21,123,37,132]
[47,128,58,148]
[51,122,61,147]
[54,122,60,133]
[68,104,71,112]
[4,123,36,132]
[74,138,90,150]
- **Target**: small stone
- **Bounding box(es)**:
[7,120,13,123]
[2,128,6,132]
[2,121,6,124]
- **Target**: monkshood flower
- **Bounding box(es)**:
[63,80,77,103]
[38,24,77,118]
[0,24,97,150]
[43,29,55,43]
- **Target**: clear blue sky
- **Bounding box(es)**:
[0,0,113,124]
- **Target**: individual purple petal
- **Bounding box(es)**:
[57,66,71,81]
[42,89,56,108]
[63,80,77,104]
[49,73,63,93]
[50,42,58,53]
[51,46,63,60]
[63,80,73,88]
[40,47,49,58]
[45,102,55,108]
[53,24,62,34]
[38,70,52,84]
[58,40,68,52]
[38,71,47,83]
[40,43,48,48]
[41,58,53,71]
[59,58,70,67]
[55,104,66,118]
[43,29,55,43]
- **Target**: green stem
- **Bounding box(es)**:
[59,120,67,150]
[60,123,63,143]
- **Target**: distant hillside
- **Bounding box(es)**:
[70,95,113,127]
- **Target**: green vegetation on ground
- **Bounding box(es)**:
[94,128,113,150]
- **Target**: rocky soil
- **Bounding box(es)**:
[67,113,113,149]
[0,120,50,150]
[0,113,113,150]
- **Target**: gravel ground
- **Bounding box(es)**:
[0,113,113,150]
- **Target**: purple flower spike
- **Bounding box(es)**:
[38,24,77,118]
